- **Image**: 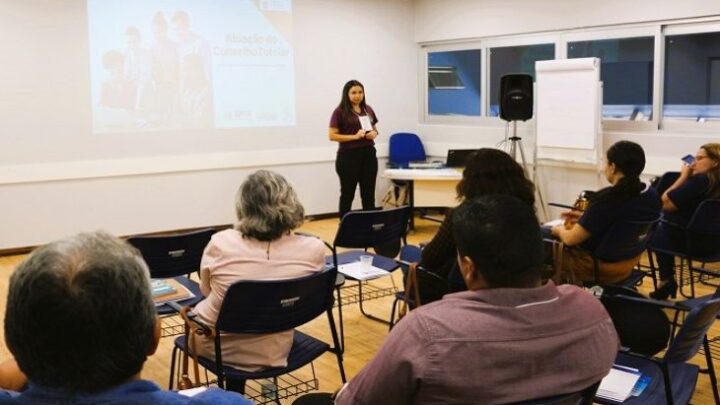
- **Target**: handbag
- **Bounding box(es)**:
[177,306,214,390]
[398,262,422,320]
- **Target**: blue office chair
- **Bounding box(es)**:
[326,206,411,349]
[127,228,215,317]
[388,132,426,168]
[648,199,720,298]
[595,294,720,405]
[168,267,345,403]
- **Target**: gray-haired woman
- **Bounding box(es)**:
[193,170,325,378]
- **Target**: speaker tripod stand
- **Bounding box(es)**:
[501,120,549,221]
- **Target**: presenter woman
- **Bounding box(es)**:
[329,80,379,218]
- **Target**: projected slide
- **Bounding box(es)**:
[87,0,294,133]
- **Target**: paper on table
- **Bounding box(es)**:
[338,261,388,280]
[596,366,642,402]
[543,219,564,227]
[178,386,208,397]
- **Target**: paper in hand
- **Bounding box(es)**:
[359,115,373,132]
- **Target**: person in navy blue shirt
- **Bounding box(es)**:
[0,231,251,405]
[552,141,661,284]
[650,143,720,299]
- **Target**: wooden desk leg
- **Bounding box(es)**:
[409,180,415,230]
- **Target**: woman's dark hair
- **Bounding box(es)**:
[338,79,370,122]
[590,140,646,206]
[452,195,544,288]
[456,148,535,206]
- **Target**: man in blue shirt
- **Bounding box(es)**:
[0,231,251,405]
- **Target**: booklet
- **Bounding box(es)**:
[596,365,642,402]
[152,277,195,305]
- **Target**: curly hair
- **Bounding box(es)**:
[235,170,305,241]
[456,148,535,206]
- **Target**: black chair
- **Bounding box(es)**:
[595,295,720,405]
[509,383,600,405]
[291,383,599,405]
[128,228,215,335]
[653,171,681,195]
[648,199,720,298]
[389,244,448,330]
[587,217,659,288]
[600,285,672,357]
[326,206,411,348]
[168,266,345,403]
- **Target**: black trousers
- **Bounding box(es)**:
[335,146,378,218]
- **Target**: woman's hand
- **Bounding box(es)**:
[355,129,365,140]
[680,162,694,178]
[365,130,378,140]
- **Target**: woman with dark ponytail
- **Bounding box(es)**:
[551,141,661,284]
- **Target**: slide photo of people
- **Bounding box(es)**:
[88,0,295,133]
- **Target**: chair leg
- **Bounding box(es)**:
[358,282,391,325]
[647,249,659,290]
[704,336,720,405]
[169,345,179,390]
[334,286,345,353]
[389,297,399,331]
[327,308,347,383]
[273,376,281,405]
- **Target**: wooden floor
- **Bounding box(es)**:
[0,216,719,404]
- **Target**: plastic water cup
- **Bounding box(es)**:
[359,255,373,270]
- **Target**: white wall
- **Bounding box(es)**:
[0,0,417,249]
[414,0,720,42]
[414,0,720,219]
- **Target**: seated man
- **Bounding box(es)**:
[335,195,619,404]
[0,231,251,404]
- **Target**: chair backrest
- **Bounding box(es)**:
[600,285,671,356]
[215,266,337,334]
[686,199,720,261]
[592,218,658,262]
[507,382,599,405]
[127,228,216,278]
[333,206,411,250]
[389,132,426,168]
[664,297,720,364]
[653,171,680,195]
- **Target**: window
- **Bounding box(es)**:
[488,43,555,117]
[664,31,720,121]
[427,49,481,116]
[568,37,654,120]
[428,66,464,89]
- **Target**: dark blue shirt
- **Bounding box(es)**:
[664,173,710,226]
[0,380,251,405]
[578,187,662,252]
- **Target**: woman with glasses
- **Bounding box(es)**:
[650,143,720,299]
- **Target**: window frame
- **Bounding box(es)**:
[562,26,659,132]
[422,42,485,124]
[660,21,720,133]
[419,17,720,136]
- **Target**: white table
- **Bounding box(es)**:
[383,168,462,228]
